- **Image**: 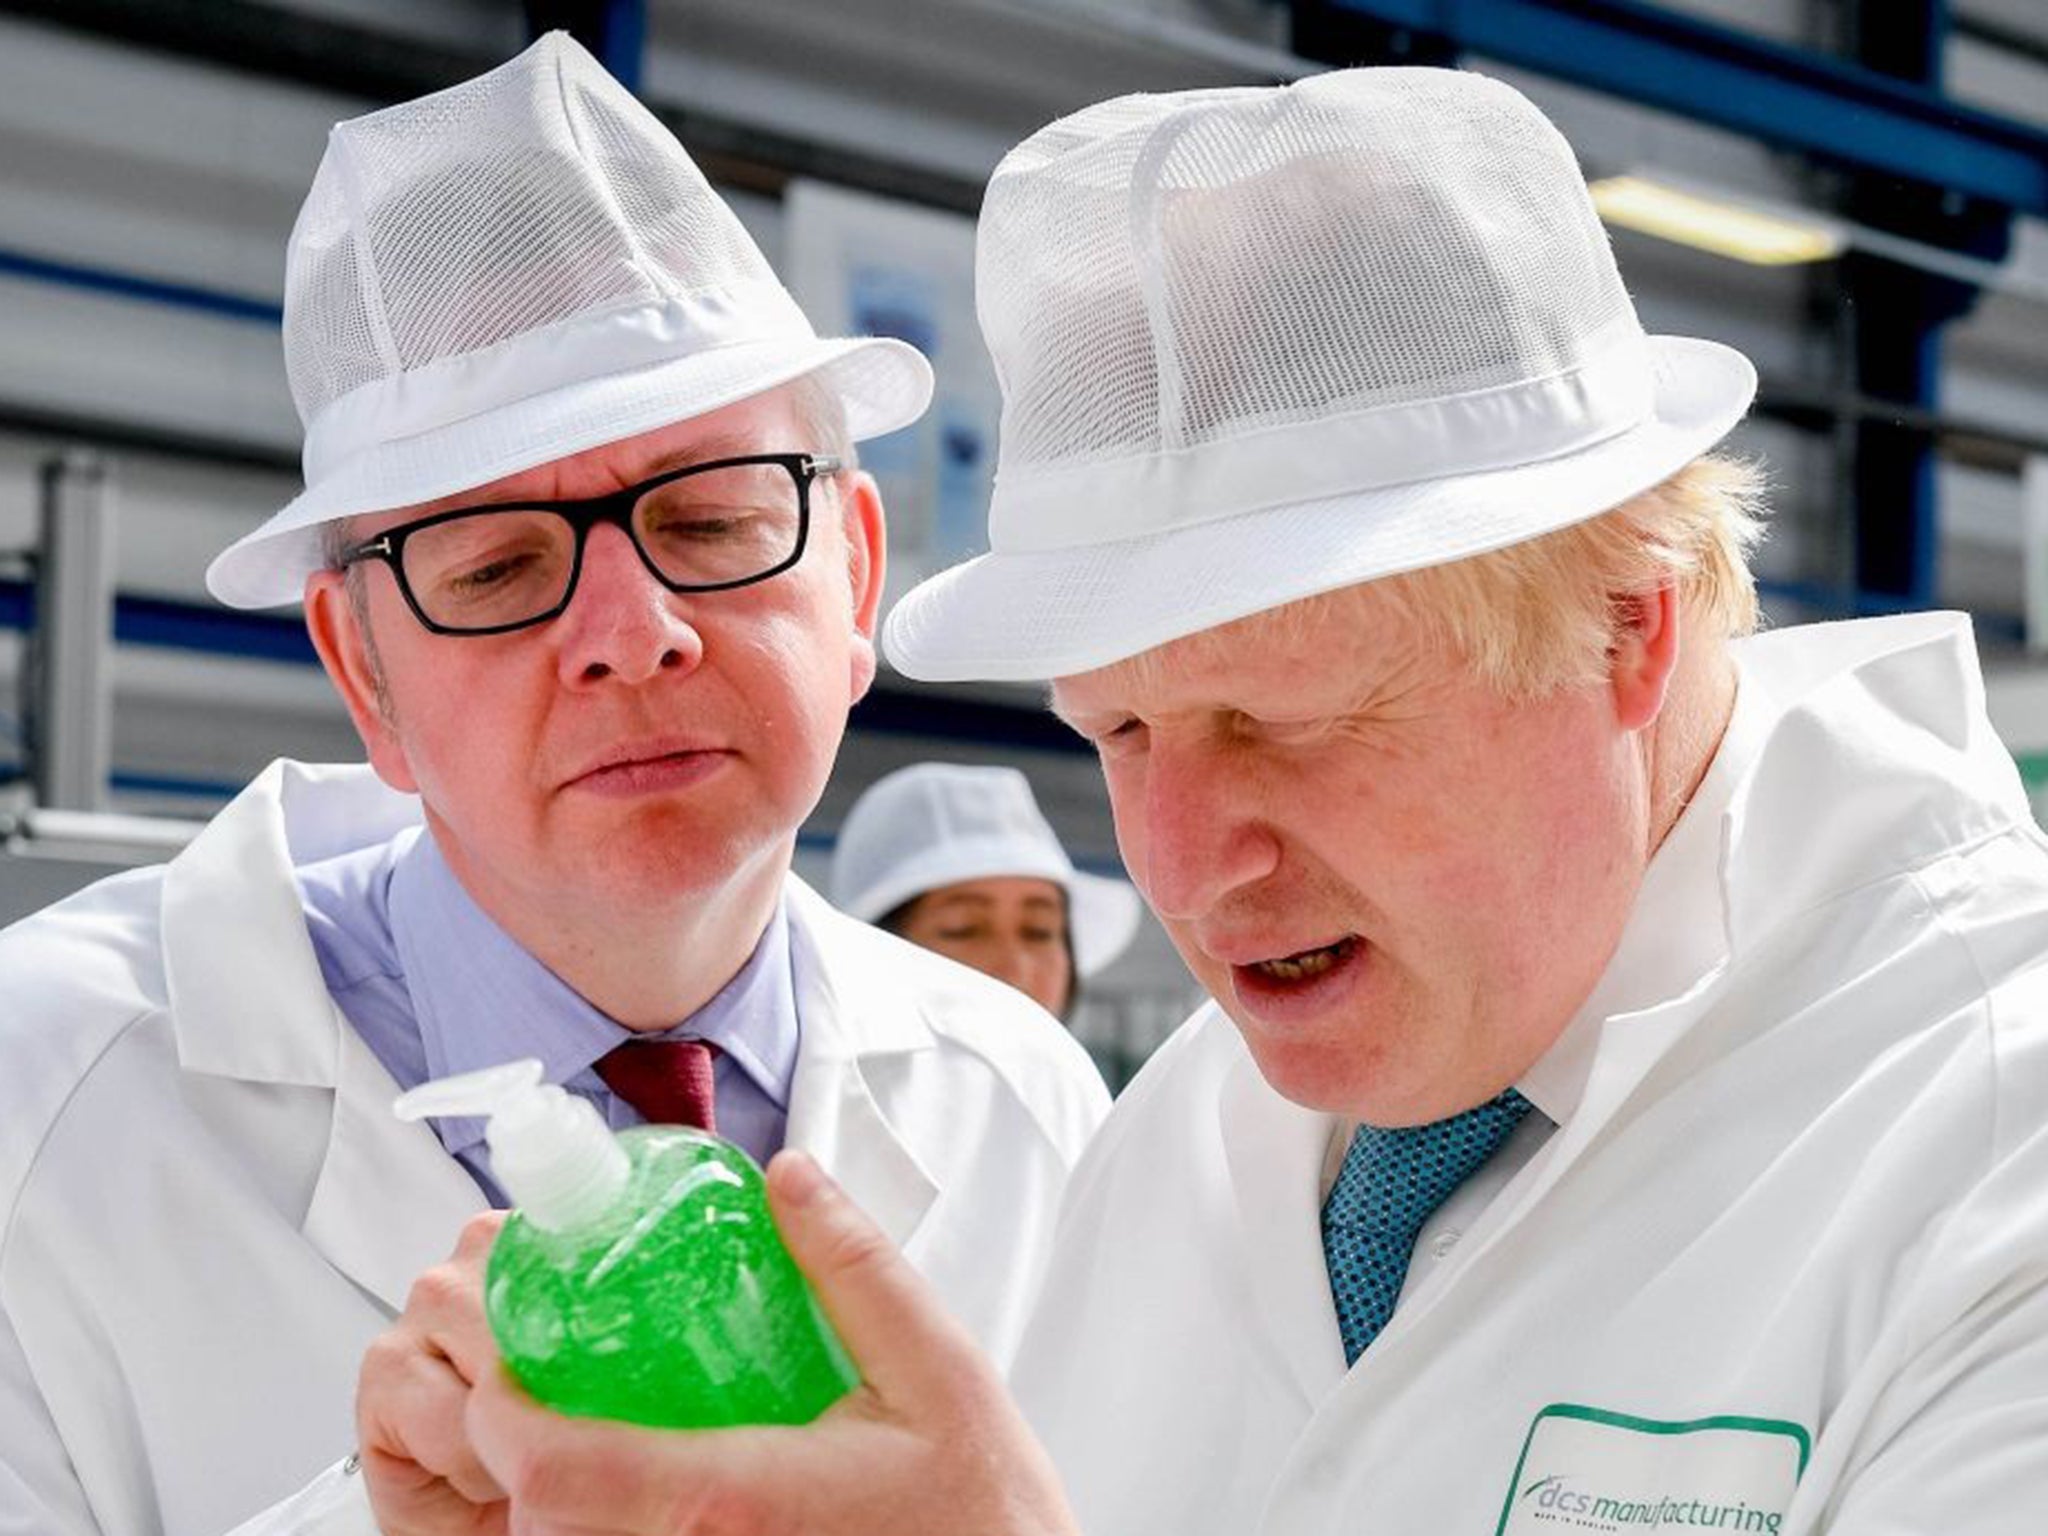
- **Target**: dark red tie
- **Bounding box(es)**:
[594,1038,721,1133]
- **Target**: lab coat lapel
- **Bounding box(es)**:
[302,1013,487,1312]
[165,760,479,1312]
[165,761,415,1088]
[1219,1041,1349,1408]
[1359,974,1731,1371]
[1484,986,1713,1233]
[783,881,940,1251]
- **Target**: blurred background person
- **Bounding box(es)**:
[830,762,1140,1020]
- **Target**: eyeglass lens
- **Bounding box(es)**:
[399,461,806,630]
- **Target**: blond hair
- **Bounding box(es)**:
[1220,453,1763,700]
[1379,453,1766,697]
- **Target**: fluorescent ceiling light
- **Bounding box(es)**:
[1589,175,1845,265]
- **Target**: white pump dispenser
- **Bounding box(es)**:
[394,1059,631,1232]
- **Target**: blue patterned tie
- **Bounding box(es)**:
[1322,1089,1533,1364]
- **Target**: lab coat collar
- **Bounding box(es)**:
[1434,612,2030,1327]
[1515,634,1769,1125]
[1374,618,2026,1375]
[156,762,478,1308]
[782,877,942,1251]
[1220,1042,1349,1409]
[164,760,422,1088]
[1517,611,2022,1128]
[1718,612,2028,954]
[303,1022,491,1311]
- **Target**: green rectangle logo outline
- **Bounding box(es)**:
[1494,1402,1811,1536]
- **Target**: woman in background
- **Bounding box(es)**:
[830,762,1140,1020]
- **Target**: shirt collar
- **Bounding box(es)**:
[388,834,801,1154]
[1517,666,1772,1127]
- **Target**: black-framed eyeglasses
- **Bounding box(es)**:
[337,452,842,636]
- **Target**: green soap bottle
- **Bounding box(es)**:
[394,1060,857,1429]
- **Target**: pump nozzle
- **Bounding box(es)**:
[394,1058,631,1231]
[393,1058,548,1122]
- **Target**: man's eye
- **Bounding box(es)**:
[449,552,537,591]
[1264,719,1329,744]
[648,507,751,541]
[1093,719,1145,751]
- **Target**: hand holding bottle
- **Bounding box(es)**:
[466,1150,1081,1536]
[354,1210,511,1536]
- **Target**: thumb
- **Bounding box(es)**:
[765,1150,996,1411]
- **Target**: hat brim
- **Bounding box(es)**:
[207,334,932,610]
[884,335,1755,683]
[1068,867,1144,978]
[839,843,1142,979]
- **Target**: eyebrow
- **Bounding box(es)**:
[637,433,789,478]
[929,891,1063,912]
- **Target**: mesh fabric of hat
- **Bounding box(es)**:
[883,68,1754,683]
[208,31,929,610]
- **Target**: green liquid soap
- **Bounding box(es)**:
[485,1125,859,1429]
[393,1061,853,1429]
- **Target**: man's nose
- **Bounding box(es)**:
[1128,738,1279,923]
[553,522,705,686]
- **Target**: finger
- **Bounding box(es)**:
[764,1151,993,1411]
[470,1365,787,1534]
[361,1442,508,1530]
[360,1337,508,1505]
[402,1253,502,1384]
[453,1209,511,1265]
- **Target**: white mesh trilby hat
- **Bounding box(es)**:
[883,68,1757,682]
[828,763,1142,978]
[207,32,932,610]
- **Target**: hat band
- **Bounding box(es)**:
[988,333,1656,554]
[301,280,818,483]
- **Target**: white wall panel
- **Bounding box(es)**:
[1635,0,1816,47]
[0,275,296,449]
[0,16,344,295]
[1950,34,2048,130]
[266,0,520,53]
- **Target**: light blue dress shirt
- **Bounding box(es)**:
[298,826,800,1204]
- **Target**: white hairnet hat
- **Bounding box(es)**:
[207,32,931,609]
[829,763,1143,978]
[883,67,1756,682]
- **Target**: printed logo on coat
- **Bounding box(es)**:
[1495,1404,1809,1536]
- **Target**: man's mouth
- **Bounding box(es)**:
[564,743,728,795]
[1244,936,1358,982]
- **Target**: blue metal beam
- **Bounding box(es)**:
[1843,0,1952,614]
[0,580,317,664]
[1303,0,2048,216]
[525,0,647,92]
[0,248,282,327]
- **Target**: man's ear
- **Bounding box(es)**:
[1609,580,1682,732]
[840,471,887,703]
[304,568,419,793]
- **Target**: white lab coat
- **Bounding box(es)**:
[0,760,1109,1536]
[1013,613,2048,1536]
